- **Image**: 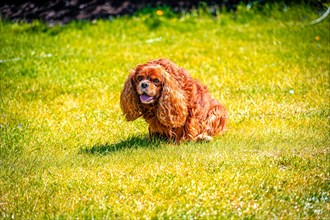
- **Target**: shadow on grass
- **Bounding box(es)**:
[81,136,166,155]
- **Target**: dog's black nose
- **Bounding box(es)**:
[141,82,148,89]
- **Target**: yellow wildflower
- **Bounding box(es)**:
[156,10,164,16]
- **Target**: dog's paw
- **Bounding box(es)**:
[196,134,213,142]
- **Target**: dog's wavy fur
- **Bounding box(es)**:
[120,58,227,142]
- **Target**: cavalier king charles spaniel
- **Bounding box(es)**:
[120,58,227,142]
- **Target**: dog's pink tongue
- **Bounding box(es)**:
[140,94,153,103]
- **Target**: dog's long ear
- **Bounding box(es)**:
[120,72,141,121]
[157,71,188,127]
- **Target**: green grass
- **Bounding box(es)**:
[1,4,329,219]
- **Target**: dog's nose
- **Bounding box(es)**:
[141,82,148,89]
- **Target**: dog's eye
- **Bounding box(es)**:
[137,76,143,81]
[153,78,160,83]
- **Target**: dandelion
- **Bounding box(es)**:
[315,36,320,41]
[156,10,164,16]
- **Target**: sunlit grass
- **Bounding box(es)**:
[0,4,329,219]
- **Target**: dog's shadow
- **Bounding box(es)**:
[81,136,166,155]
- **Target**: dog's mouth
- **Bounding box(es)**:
[140,94,155,104]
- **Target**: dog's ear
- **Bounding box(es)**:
[157,71,188,127]
[120,71,141,121]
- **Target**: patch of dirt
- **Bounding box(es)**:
[0,0,240,24]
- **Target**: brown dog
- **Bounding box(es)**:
[120,58,227,142]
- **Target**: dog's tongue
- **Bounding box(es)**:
[140,94,153,103]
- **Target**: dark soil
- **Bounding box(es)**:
[0,1,326,24]
[0,0,240,24]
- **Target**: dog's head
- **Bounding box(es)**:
[120,60,188,127]
[133,64,164,105]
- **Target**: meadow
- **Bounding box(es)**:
[0,4,329,219]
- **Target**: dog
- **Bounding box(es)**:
[120,58,227,142]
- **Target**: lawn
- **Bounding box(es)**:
[0,4,329,219]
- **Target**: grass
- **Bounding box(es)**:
[1,4,329,219]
